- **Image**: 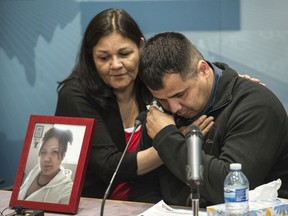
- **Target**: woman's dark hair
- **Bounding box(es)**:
[57,8,152,109]
[39,127,73,158]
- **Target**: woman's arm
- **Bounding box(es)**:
[55,80,138,183]
[136,147,163,175]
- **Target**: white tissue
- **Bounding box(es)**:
[249,179,282,201]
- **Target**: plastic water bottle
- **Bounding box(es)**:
[224,163,249,216]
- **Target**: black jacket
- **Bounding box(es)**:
[145,62,288,207]
[55,78,161,202]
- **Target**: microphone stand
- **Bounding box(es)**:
[100,120,142,216]
[190,181,200,216]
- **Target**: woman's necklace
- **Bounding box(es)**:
[36,173,49,187]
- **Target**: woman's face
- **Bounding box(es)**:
[39,137,64,176]
[92,32,143,91]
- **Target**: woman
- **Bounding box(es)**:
[55,8,167,202]
[18,127,73,204]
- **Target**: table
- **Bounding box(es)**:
[0,190,154,215]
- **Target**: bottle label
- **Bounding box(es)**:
[224,188,248,202]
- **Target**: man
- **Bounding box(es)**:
[138,32,288,207]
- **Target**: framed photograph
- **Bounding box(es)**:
[33,125,44,148]
[34,125,44,138]
[9,115,96,214]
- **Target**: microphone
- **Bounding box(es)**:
[15,205,24,215]
[100,111,146,216]
[185,125,203,216]
[134,111,146,129]
[185,125,203,186]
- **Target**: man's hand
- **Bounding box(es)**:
[146,106,175,139]
[179,115,214,137]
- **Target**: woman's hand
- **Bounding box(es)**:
[238,74,266,86]
[179,115,214,137]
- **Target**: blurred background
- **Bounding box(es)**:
[1,0,287,189]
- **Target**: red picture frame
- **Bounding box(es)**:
[9,115,96,214]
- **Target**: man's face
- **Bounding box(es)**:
[149,72,211,119]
